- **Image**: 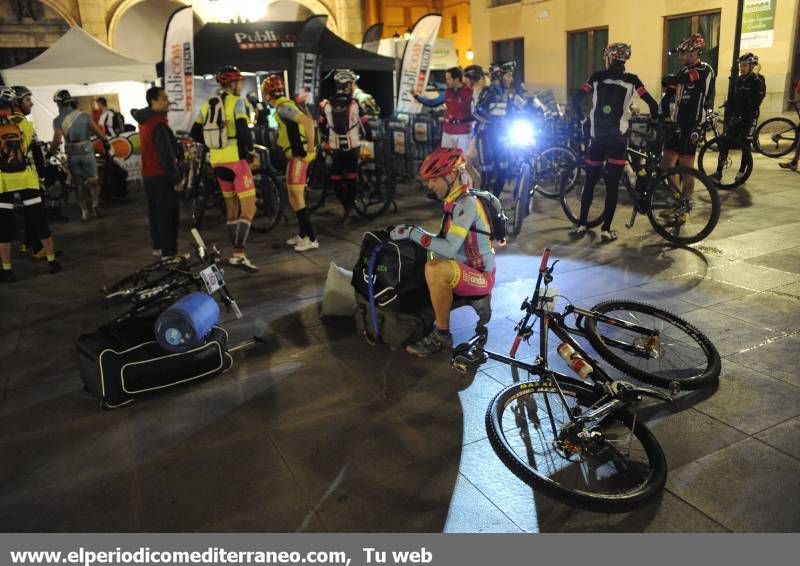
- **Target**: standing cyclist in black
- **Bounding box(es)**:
[319,69,372,224]
[570,43,659,242]
[472,61,524,197]
[661,34,715,205]
[712,52,765,182]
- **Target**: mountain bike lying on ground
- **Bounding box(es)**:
[560,118,720,245]
[451,248,720,510]
[102,229,242,324]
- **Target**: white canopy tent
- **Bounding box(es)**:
[1,27,156,141]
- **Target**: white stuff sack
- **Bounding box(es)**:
[322,261,356,317]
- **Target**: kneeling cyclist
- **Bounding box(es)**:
[390,147,496,356]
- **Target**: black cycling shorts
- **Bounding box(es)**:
[586,135,628,167]
[664,124,701,159]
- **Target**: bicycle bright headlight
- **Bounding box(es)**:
[509,119,536,146]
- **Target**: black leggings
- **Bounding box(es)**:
[330,147,360,209]
[477,128,510,197]
[579,135,627,231]
[0,189,51,244]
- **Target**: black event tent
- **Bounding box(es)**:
[192,21,395,114]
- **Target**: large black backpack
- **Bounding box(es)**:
[351,230,434,347]
[351,229,430,313]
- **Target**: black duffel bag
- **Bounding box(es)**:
[351,229,431,313]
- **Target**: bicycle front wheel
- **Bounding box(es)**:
[646,165,720,245]
[698,136,753,190]
[353,159,395,219]
[585,300,721,390]
[486,378,667,511]
[535,147,577,198]
[508,164,532,236]
[754,117,798,158]
[559,161,604,228]
[250,168,282,233]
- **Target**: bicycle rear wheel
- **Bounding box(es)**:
[250,168,282,233]
[306,155,329,212]
[486,378,667,511]
[698,136,753,190]
[191,169,215,229]
[754,117,798,158]
[559,161,604,228]
[585,300,721,390]
[646,165,720,245]
[353,158,395,219]
[535,147,577,198]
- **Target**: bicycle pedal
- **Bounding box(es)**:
[451,352,486,373]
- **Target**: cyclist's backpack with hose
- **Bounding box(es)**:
[351,230,434,348]
[202,94,228,150]
[446,191,508,243]
[0,115,27,173]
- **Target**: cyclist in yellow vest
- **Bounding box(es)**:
[262,74,319,252]
[191,65,258,272]
[0,86,61,283]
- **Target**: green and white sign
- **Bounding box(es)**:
[741,0,777,49]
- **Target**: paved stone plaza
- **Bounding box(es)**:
[1,153,799,532]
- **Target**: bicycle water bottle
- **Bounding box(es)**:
[557,343,594,380]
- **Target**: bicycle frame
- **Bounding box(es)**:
[452,248,672,426]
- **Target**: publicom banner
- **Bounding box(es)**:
[396,14,442,114]
[163,6,195,132]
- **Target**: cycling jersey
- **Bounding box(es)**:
[577,68,659,137]
[665,61,716,124]
[194,92,253,165]
[415,86,474,135]
[273,96,310,157]
[409,184,495,274]
[473,83,523,126]
[729,73,766,122]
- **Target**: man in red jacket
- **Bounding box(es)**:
[412,67,474,154]
[132,86,180,259]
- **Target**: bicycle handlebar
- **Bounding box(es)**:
[539,248,551,272]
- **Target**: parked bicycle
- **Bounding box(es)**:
[560,118,720,245]
[102,229,242,324]
[451,248,720,510]
[753,99,799,158]
[187,143,283,233]
[306,145,396,219]
[697,107,754,190]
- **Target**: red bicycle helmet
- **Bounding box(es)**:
[216,65,243,85]
[261,74,285,97]
[677,34,706,52]
[419,147,464,180]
